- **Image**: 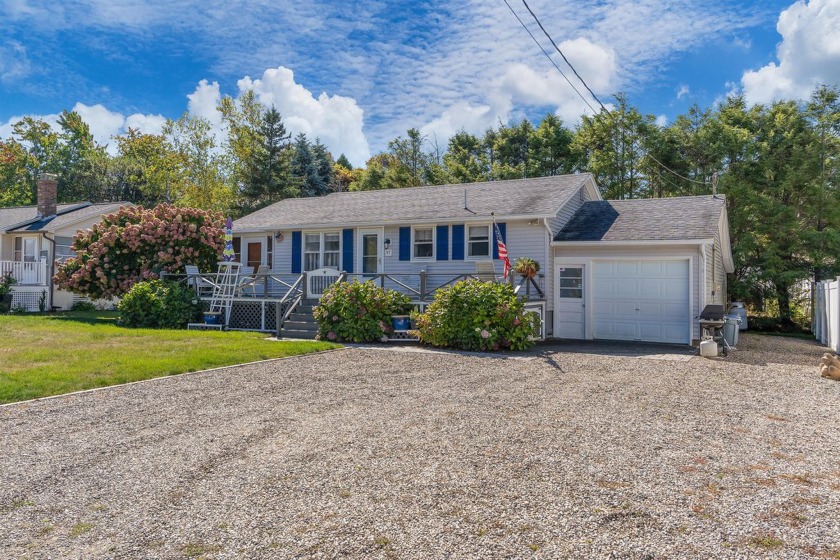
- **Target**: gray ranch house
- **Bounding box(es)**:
[232,173,733,344]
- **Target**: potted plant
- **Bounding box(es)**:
[0,272,16,313]
[514,257,540,279]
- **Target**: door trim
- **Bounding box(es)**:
[241,236,265,269]
[554,262,586,339]
[357,227,384,275]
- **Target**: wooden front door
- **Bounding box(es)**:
[246,241,262,270]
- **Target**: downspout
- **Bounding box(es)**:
[41,233,56,310]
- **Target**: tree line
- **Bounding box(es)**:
[1,85,838,323]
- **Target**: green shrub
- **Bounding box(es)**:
[313,280,412,343]
[413,280,540,351]
[118,280,203,329]
[71,300,97,312]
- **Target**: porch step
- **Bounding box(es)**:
[280,298,320,339]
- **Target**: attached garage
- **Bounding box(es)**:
[592,259,690,344]
[551,196,735,346]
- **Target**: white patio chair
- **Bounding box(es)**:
[185,264,215,296]
[474,260,498,282]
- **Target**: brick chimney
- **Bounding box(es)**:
[37,173,58,217]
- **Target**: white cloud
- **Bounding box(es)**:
[742,0,840,105]
[0,103,168,153]
[676,85,690,100]
[419,102,504,143]
[655,114,668,127]
[0,40,30,83]
[187,79,222,127]
[124,113,166,135]
[238,66,370,166]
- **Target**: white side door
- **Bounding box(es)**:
[555,265,585,339]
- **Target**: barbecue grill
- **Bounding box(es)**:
[699,305,729,355]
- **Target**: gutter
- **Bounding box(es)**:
[41,233,56,310]
[549,238,715,247]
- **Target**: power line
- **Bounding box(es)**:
[502,0,597,115]
[646,152,709,185]
[519,0,609,113]
[506,0,717,192]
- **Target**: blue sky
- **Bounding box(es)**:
[1,0,838,167]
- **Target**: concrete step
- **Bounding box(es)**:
[283,320,318,332]
[282,329,319,340]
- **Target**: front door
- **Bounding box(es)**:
[359,229,382,275]
[242,237,264,271]
[556,265,585,339]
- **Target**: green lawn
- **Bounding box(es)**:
[0,311,339,404]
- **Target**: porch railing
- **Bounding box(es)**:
[0,260,48,285]
[167,267,545,333]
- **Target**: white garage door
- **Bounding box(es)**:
[592,259,690,344]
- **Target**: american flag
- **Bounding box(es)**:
[494,221,511,279]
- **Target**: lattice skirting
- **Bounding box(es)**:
[227,299,288,332]
[10,287,50,312]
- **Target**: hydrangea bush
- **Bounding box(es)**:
[413,280,540,351]
[313,280,412,343]
[117,279,204,329]
[55,204,224,299]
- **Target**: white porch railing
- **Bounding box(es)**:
[0,260,48,285]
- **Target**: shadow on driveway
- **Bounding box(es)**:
[535,338,697,361]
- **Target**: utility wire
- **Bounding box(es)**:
[502,0,597,115]
[646,152,709,185]
[506,0,716,192]
[520,0,609,113]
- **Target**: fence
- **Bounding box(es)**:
[813,278,839,351]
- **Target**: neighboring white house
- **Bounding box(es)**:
[233,173,734,344]
[0,174,126,311]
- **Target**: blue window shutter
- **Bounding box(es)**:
[435,225,449,261]
[493,222,507,259]
[451,224,465,260]
[342,228,354,273]
[399,227,411,261]
[291,231,302,273]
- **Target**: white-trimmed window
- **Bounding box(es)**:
[304,231,341,271]
[413,227,434,259]
[14,236,37,262]
[467,225,490,258]
[55,236,75,262]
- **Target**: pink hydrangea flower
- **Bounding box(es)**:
[480,329,491,339]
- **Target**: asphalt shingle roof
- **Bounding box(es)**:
[234,174,593,230]
[554,196,725,242]
[1,203,127,233]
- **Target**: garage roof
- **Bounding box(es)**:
[553,195,726,242]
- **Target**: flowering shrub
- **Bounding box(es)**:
[413,280,540,351]
[313,280,412,343]
[55,204,224,299]
[117,280,204,329]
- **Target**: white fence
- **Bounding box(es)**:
[813,279,839,352]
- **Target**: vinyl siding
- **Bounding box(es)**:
[704,229,727,306]
[547,186,585,234]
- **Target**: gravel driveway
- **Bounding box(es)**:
[1,334,839,559]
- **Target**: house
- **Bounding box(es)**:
[233,173,734,344]
[0,174,126,311]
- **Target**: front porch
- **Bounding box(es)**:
[173,268,547,338]
[1,260,49,286]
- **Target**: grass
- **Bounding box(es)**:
[0,311,339,404]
